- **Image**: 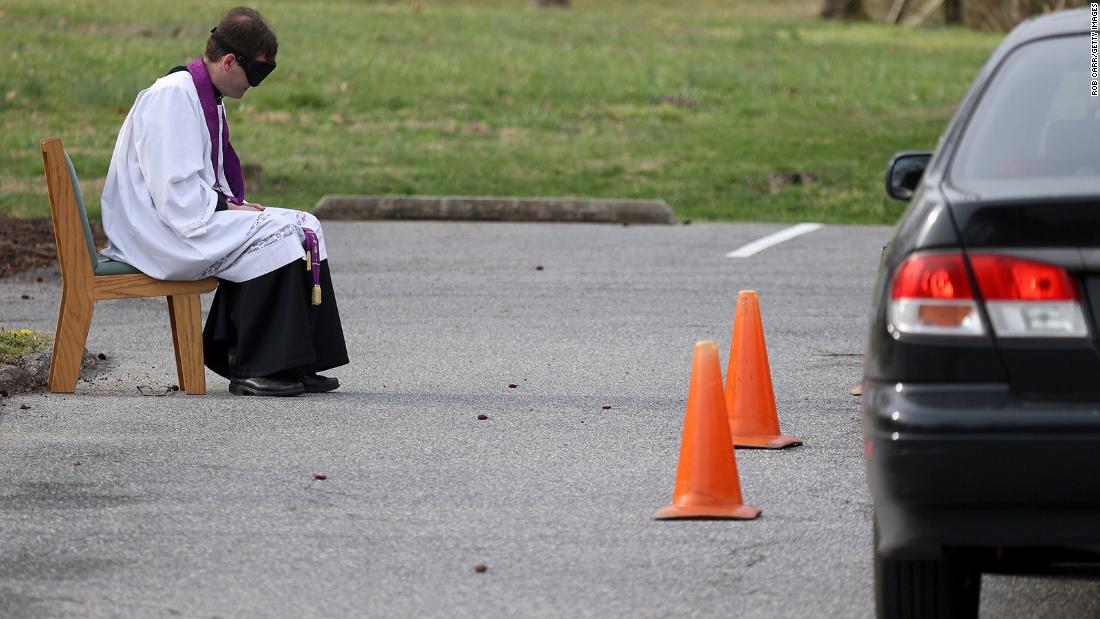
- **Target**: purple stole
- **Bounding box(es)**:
[303,228,322,305]
[186,58,245,205]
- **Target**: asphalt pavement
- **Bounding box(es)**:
[1,221,1097,618]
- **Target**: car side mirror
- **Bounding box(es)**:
[886,152,932,201]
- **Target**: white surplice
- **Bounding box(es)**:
[100,70,327,283]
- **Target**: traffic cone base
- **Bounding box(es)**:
[732,434,803,450]
[654,500,761,520]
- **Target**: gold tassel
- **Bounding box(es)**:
[304,250,312,271]
[312,284,322,305]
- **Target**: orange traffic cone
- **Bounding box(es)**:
[725,290,802,449]
[654,341,760,520]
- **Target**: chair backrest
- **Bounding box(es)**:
[64,153,101,269]
[40,137,98,285]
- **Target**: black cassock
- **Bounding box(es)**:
[203,259,349,379]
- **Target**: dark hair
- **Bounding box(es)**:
[205,6,277,62]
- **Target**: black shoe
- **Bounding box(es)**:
[276,371,340,393]
[229,376,305,397]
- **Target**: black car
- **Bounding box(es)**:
[864,8,1100,618]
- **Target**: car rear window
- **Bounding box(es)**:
[950,35,1100,199]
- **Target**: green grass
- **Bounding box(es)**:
[0,0,1001,223]
[0,329,49,365]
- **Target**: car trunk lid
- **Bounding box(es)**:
[951,197,1100,401]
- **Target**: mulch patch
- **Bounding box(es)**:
[0,216,107,279]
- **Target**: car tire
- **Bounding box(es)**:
[873,524,981,619]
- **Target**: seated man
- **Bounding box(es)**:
[100,6,348,396]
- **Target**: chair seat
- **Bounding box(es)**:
[94,257,143,276]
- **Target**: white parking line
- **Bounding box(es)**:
[725,223,825,258]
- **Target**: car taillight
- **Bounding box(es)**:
[888,253,1089,338]
[969,254,1088,338]
[889,253,985,336]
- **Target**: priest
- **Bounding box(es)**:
[99,6,348,396]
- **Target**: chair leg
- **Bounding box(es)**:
[48,288,94,393]
[167,293,206,395]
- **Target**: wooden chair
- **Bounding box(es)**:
[39,137,218,395]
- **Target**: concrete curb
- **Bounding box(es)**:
[0,347,100,394]
[313,195,676,224]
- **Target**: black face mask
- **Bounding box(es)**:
[210,28,276,87]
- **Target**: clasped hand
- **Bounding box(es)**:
[227,202,266,212]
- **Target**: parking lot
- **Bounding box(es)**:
[1,221,1098,617]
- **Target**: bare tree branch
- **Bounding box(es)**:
[886,0,909,24]
[901,0,945,27]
